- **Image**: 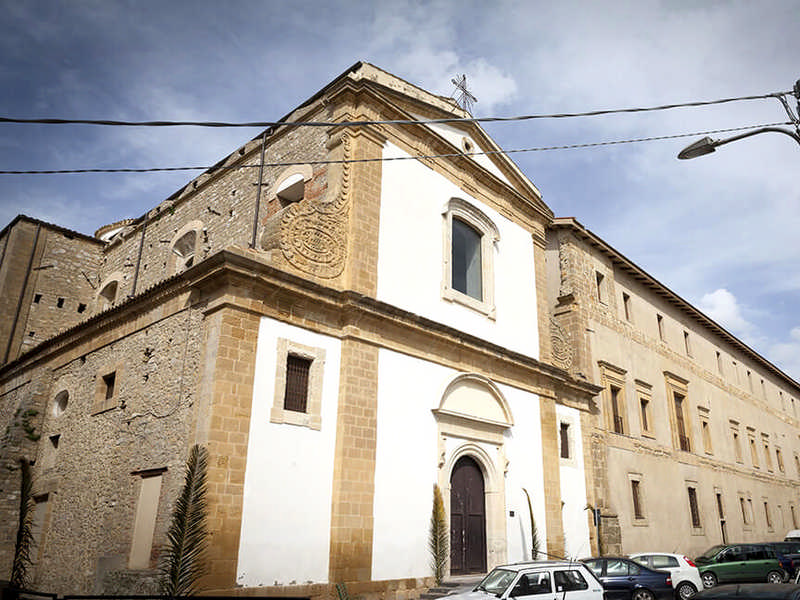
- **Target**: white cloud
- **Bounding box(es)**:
[698,288,754,337]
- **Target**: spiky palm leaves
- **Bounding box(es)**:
[11,458,34,589]
[160,444,209,596]
[522,488,540,560]
[428,484,449,585]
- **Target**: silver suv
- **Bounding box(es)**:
[450,561,604,600]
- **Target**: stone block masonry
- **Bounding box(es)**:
[329,338,380,583]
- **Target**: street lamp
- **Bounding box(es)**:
[678,79,800,159]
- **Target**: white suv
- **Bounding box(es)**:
[630,553,703,600]
[449,561,604,600]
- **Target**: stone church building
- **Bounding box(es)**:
[0,63,797,597]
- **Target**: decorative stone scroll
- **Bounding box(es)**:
[550,316,574,370]
[276,133,351,279]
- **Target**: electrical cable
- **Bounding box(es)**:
[0,91,793,128]
[0,121,789,175]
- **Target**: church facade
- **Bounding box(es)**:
[0,63,598,596]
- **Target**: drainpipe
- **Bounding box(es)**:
[130,215,147,297]
[250,133,268,249]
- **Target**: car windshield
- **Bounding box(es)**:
[477,568,518,595]
[697,545,726,561]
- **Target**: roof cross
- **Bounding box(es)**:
[450,74,477,114]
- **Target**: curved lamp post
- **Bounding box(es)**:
[678,79,800,159]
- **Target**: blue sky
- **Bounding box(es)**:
[1,0,799,378]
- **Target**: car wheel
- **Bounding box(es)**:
[632,589,655,600]
[767,570,784,584]
[701,572,717,589]
[676,582,697,600]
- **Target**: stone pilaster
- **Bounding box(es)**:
[539,395,565,558]
[328,338,380,583]
[198,305,260,589]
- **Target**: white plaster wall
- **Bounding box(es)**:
[377,142,539,358]
[408,114,511,185]
[237,318,341,587]
[371,350,446,580]
[556,404,592,560]
[502,384,547,563]
[371,350,548,579]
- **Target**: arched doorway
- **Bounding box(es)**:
[450,455,486,574]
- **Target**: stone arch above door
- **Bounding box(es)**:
[433,373,514,432]
[434,374,512,572]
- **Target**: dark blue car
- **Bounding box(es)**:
[582,557,674,600]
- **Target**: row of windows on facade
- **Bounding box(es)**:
[629,478,798,541]
[596,271,798,418]
[605,375,795,477]
[87,197,498,324]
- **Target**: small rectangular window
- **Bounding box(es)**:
[622,293,632,321]
[716,351,723,375]
[740,497,748,523]
[284,354,311,413]
[77,303,87,313]
[103,372,116,401]
[701,418,713,454]
[56,297,64,308]
[559,422,570,459]
[688,487,701,528]
[33,293,42,303]
[610,385,624,434]
[733,431,742,462]
[595,272,606,303]
[765,501,773,529]
[640,397,650,433]
[683,331,691,356]
[657,314,665,341]
[631,480,644,519]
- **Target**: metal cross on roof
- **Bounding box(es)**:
[450,74,477,114]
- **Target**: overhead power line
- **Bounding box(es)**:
[0,122,788,175]
[0,92,793,129]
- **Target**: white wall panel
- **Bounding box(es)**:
[377,142,539,359]
[237,318,341,587]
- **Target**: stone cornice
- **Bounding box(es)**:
[1,248,601,407]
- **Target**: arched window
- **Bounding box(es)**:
[172,230,197,270]
[53,390,69,417]
[168,221,204,274]
[98,280,118,310]
[270,165,313,210]
[442,198,499,317]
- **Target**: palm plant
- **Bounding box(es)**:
[428,483,449,585]
[522,488,540,560]
[159,444,209,596]
[10,457,35,589]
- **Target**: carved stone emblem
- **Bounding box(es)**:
[262,133,351,279]
[550,317,574,370]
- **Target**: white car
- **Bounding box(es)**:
[630,553,703,600]
[448,561,604,600]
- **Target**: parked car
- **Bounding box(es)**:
[694,544,785,588]
[764,542,800,579]
[695,583,800,600]
[785,531,800,542]
[450,560,604,600]
[582,557,674,600]
[631,553,703,600]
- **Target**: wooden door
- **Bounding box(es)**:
[450,456,486,574]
